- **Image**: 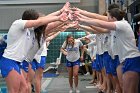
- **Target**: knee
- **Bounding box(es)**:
[22,84,28,93]
[73,73,78,77]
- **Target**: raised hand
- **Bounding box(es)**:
[64,21,79,29]
[61,2,71,13]
[59,12,68,22]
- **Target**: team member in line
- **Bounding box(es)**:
[32,24,72,93]
[21,22,71,93]
[0,8,68,93]
[76,8,140,93]
[61,35,84,93]
[79,33,97,84]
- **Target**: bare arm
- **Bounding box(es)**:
[90,25,110,33]
[85,31,91,35]
[25,12,68,29]
[79,18,116,30]
[60,48,67,56]
[46,31,61,42]
[79,25,100,34]
[25,16,59,29]
[45,21,63,32]
[73,8,108,21]
[47,2,70,16]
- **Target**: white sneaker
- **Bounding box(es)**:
[69,89,73,93]
[84,72,90,75]
[75,89,80,93]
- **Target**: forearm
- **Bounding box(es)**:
[79,25,100,34]
[25,16,60,29]
[79,9,108,21]
[46,31,61,42]
[85,31,91,35]
[90,25,110,33]
[80,46,85,57]
[47,10,62,16]
[60,48,67,56]
[80,18,115,30]
[45,21,63,32]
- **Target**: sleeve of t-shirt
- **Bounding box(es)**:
[87,40,96,46]
[114,21,124,32]
[85,34,96,40]
[77,39,83,47]
[61,41,66,48]
[12,19,27,30]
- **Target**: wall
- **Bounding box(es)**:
[0,0,98,30]
[0,0,98,63]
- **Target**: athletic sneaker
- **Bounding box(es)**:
[84,72,90,75]
[75,89,80,93]
[69,89,73,93]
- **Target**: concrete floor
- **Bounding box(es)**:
[0,63,99,93]
[42,75,99,93]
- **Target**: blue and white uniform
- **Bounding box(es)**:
[102,33,112,74]
[32,38,49,71]
[62,39,83,67]
[96,34,104,71]
[114,19,140,73]
[0,19,35,77]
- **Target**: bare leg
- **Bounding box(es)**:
[73,65,79,88]
[106,74,113,93]
[5,69,27,93]
[117,64,123,89]
[19,71,28,93]
[67,67,73,89]
[28,64,35,93]
[34,68,43,93]
[123,71,139,93]
[113,76,122,93]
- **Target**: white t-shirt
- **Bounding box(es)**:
[62,39,83,62]
[34,37,48,63]
[87,40,96,59]
[108,31,118,59]
[3,19,35,62]
[114,20,140,62]
[25,39,39,62]
[102,33,111,53]
[85,34,96,41]
[96,34,104,55]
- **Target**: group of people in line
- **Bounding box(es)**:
[0,2,140,93]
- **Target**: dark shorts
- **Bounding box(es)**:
[103,52,112,74]
[123,56,140,73]
[92,60,96,70]
[20,60,29,73]
[66,59,80,67]
[110,55,120,76]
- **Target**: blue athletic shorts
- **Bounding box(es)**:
[123,56,140,73]
[103,52,112,74]
[31,56,46,71]
[110,55,120,76]
[0,57,21,78]
[98,54,104,69]
[66,59,80,67]
[20,60,29,73]
[95,54,102,71]
[92,60,96,70]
